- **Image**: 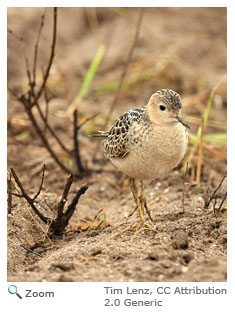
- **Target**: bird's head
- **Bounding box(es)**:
[146,89,190,129]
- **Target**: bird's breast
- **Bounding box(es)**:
[110,122,188,180]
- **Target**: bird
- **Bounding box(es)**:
[91,89,190,231]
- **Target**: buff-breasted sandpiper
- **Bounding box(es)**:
[91,89,190,231]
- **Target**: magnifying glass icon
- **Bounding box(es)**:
[8,285,22,299]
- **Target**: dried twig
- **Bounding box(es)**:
[10,168,52,243]
[56,174,73,220]
[182,162,189,213]
[10,166,50,224]
[35,8,57,103]
[32,8,47,88]
[72,112,99,175]
[34,100,70,154]
[20,244,43,257]
[217,191,227,213]
[10,7,87,178]
[20,97,72,174]
[196,117,205,184]
[105,8,145,124]
[10,165,88,236]
[204,175,227,210]
[73,109,85,173]
[64,185,88,220]
[52,184,89,235]
[43,86,50,133]
[15,7,72,174]
[7,172,12,214]
[32,164,46,201]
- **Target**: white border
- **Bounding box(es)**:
[1,0,230,7]
[3,0,230,7]
[2,1,233,311]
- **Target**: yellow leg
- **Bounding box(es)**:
[140,180,153,222]
[128,205,138,218]
[127,178,138,217]
[129,178,156,232]
[129,178,143,218]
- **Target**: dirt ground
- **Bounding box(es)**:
[7,7,227,282]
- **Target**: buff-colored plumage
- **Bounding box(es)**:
[91,89,190,230]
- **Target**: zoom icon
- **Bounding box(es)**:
[8,285,23,299]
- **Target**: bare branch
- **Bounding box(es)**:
[7,192,25,198]
[32,8,47,88]
[11,7,87,178]
[7,172,12,214]
[34,100,71,154]
[32,164,46,201]
[10,167,50,224]
[73,109,85,174]
[204,175,227,210]
[20,95,73,175]
[217,191,227,213]
[43,86,50,133]
[56,174,73,220]
[64,185,89,220]
[10,166,88,236]
[35,7,57,103]
[51,184,89,235]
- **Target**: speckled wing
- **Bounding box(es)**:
[102,107,146,158]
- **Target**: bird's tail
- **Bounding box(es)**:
[88,131,109,138]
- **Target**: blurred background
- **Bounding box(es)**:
[7,7,227,181]
[7,8,227,282]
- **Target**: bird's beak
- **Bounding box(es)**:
[176,115,190,129]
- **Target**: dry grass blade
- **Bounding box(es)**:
[185,76,226,182]
[196,118,205,184]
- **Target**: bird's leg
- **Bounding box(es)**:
[140,180,153,222]
[129,178,156,232]
[128,179,153,220]
[128,205,138,217]
[129,178,142,218]
[128,178,138,217]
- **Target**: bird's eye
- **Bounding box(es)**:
[159,105,166,111]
